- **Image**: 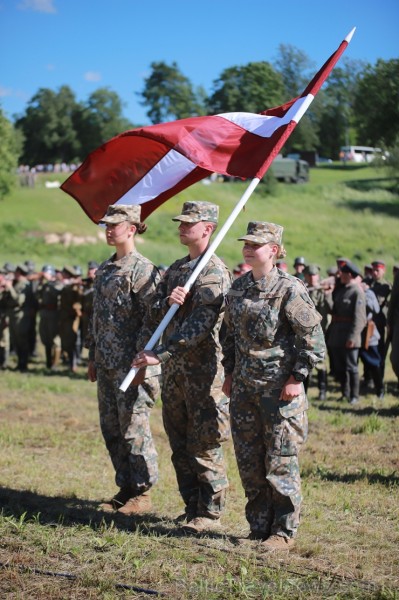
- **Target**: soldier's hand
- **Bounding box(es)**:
[87,360,97,382]
[168,286,189,306]
[131,350,160,368]
[280,376,303,401]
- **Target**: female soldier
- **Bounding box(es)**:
[87,204,160,515]
[222,222,325,551]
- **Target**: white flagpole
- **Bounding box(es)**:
[119,176,261,392]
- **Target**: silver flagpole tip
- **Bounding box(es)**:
[345,27,356,44]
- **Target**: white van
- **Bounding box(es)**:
[339,146,385,163]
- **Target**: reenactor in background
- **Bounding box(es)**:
[303,264,330,400]
[4,264,35,372]
[232,262,252,279]
[36,265,63,369]
[24,260,40,358]
[221,222,325,551]
[292,257,306,281]
[358,278,384,399]
[387,269,399,392]
[0,267,11,369]
[370,260,392,379]
[327,261,367,405]
[363,264,373,285]
[276,259,288,272]
[59,266,83,373]
[81,260,99,352]
[133,201,232,534]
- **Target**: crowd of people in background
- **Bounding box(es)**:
[1,253,398,404]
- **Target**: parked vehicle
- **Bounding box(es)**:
[270,157,309,183]
[339,146,387,163]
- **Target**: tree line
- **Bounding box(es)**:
[1,45,398,198]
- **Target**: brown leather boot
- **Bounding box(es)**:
[99,488,133,512]
[117,492,152,515]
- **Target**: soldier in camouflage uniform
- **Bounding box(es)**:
[133,201,232,534]
[86,204,160,515]
[36,265,63,369]
[222,222,325,552]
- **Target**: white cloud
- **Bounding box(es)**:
[84,71,102,82]
[46,64,56,71]
[18,0,56,14]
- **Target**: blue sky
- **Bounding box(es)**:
[1,0,398,125]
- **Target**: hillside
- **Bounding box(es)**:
[1,164,398,276]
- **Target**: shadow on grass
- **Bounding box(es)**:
[303,468,399,487]
[336,177,399,218]
[316,402,399,418]
[0,487,226,541]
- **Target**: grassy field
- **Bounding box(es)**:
[1,163,399,274]
[0,352,398,599]
[0,165,399,598]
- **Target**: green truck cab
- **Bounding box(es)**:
[270,156,309,183]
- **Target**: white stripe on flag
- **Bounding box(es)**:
[116,149,197,206]
[218,95,313,136]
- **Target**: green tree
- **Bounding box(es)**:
[15,86,81,165]
[353,59,399,148]
[76,87,133,157]
[207,62,284,114]
[0,107,22,199]
[139,61,206,123]
[274,43,315,98]
[315,58,365,159]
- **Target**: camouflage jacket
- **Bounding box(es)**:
[222,267,325,386]
[137,253,232,366]
[87,249,160,369]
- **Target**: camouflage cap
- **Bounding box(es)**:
[99,204,141,224]
[304,263,320,276]
[172,201,219,224]
[238,221,283,245]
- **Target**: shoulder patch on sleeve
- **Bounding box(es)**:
[286,295,321,328]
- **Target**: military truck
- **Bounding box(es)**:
[270,156,309,183]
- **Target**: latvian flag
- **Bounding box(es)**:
[61,28,355,223]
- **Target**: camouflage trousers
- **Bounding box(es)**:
[230,379,308,539]
[97,366,159,494]
[162,361,230,519]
